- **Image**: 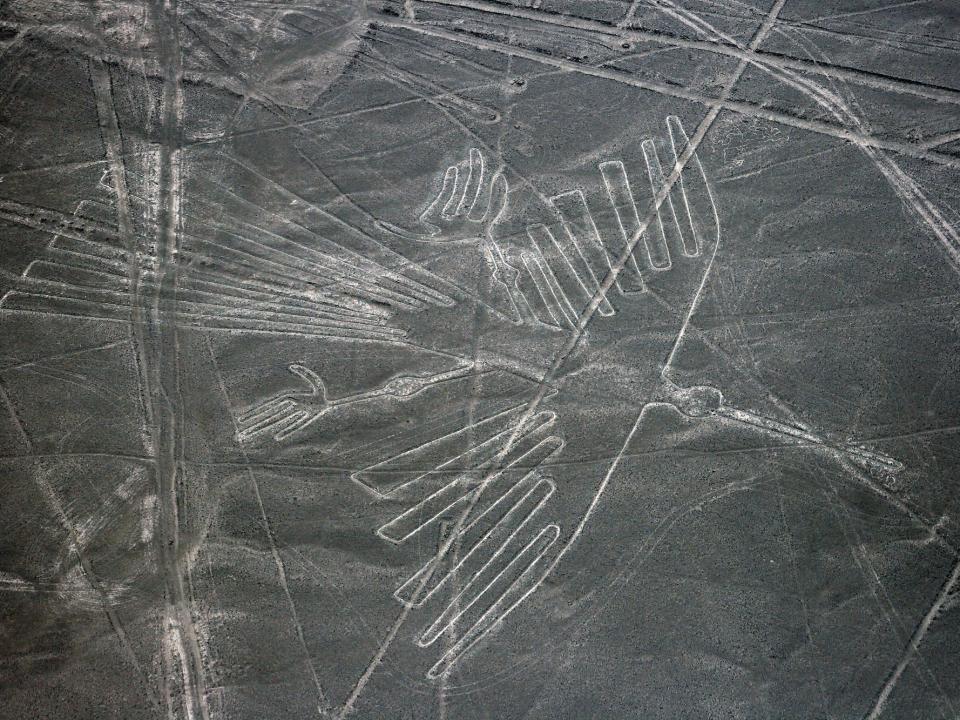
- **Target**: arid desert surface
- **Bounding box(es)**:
[1,1,960,718]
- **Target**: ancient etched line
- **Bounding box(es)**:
[179,76,520,151]
[520,251,575,329]
[500,249,554,329]
[661,383,904,477]
[237,363,476,443]
[515,115,717,347]
[0,317,395,345]
[177,277,389,327]
[370,14,519,82]
[200,336,331,715]
[646,0,960,273]
[352,410,558,700]
[49,232,128,261]
[345,398,519,465]
[523,228,581,327]
[44,246,129,275]
[598,160,648,292]
[599,127,715,275]
[0,292,131,322]
[6,228,395,331]
[195,156,456,308]
[547,191,615,316]
[717,406,904,475]
[179,226,408,306]
[1,291,404,342]
[177,309,404,338]
[144,0,211,715]
[112,161,452,312]
[525,223,592,322]
[381,147,508,241]
[199,323,400,342]
[176,237,409,314]
[185,264,386,321]
[353,400,529,494]
[377,146,525,320]
[0,199,121,243]
[408,0,960,107]
[0,371,32,457]
[665,115,714,256]
[418,403,656,683]
[417,478,555,646]
[167,273,388,327]
[2,274,402,338]
[916,128,960,151]
[377,412,557,543]
[426,524,560,680]
[383,477,478,551]
[390,435,563,608]
[374,19,960,172]
[224,114,455,308]
[434,516,457,719]
[89,59,138,273]
[23,260,128,293]
[640,139,680,268]
[2,281,394,336]
[180,216,431,311]
[33,464,160,706]
[865,554,960,720]
[0,339,128,375]
[384,409,557,499]
[354,47,500,124]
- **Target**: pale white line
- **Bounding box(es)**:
[864,556,960,719]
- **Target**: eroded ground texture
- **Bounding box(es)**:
[1,0,959,718]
